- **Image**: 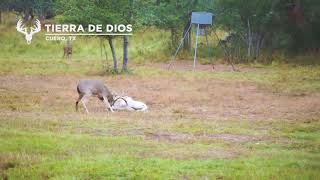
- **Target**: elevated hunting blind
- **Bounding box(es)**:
[168,11,236,71]
[168,12,213,70]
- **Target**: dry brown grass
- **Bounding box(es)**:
[0,69,318,121]
[0,66,319,149]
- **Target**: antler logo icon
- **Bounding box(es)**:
[16,19,41,45]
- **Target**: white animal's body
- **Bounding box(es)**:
[112,96,148,112]
[76,80,114,113]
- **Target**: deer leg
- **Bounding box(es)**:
[81,94,91,113]
[102,96,114,112]
[75,94,84,112]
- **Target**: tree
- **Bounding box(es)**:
[136,0,214,55]
[56,0,137,73]
[214,0,277,61]
[116,0,135,72]
[123,35,129,72]
[214,0,320,62]
[0,0,10,23]
[138,0,195,48]
[6,0,55,21]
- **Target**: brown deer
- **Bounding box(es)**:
[63,40,72,59]
[76,80,114,113]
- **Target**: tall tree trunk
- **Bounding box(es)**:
[255,33,264,59]
[247,18,252,60]
[108,37,118,72]
[0,11,2,24]
[123,35,129,72]
[292,0,305,29]
[122,0,132,72]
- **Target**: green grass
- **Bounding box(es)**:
[1,117,320,179]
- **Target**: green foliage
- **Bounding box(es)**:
[136,0,214,48]
[214,0,320,63]
[54,0,137,72]
[2,0,55,19]
[55,0,136,27]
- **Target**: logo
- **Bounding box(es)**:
[16,19,41,44]
[15,20,132,43]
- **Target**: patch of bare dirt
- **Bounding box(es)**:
[0,64,319,121]
[0,162,16,171]
[67,126,274,144]
[144,132,267,143]
[206,134,263,142]
[155,61,267,72]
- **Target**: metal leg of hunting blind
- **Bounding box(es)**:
[169,11,216,71]
[193,24,200,71]
[167,23,192,69]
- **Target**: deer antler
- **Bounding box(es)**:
[30,19,41,34]
[16,19,27,35]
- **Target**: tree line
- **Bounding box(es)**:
[1,0,319,68]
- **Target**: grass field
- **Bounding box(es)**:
[0,18,320,179]
[1,62,319,179]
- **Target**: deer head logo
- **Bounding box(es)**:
[16,19,41,45]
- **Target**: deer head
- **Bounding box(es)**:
[16,19,41,45]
